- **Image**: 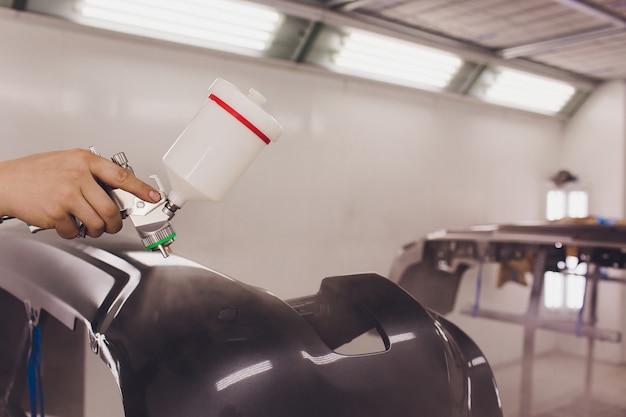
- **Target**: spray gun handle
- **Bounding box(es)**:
[106,152,177,258]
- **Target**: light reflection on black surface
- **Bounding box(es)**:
[215,360,273,391]
[300,350,343,365]
[388,331,416,344]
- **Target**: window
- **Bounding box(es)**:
[546,189,589,220]
[543,256,587,310]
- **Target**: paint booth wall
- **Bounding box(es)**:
[0,9,564,295]
[2,8,624,416]
[558,81,626,362]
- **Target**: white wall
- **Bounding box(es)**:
[558,81,626,363]
[562,81,626,219]
[0,9,565,293]
[1,8,606,416]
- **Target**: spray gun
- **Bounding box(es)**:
[30,79,283,257]
[109,78,282,257]
[95,149,177,257]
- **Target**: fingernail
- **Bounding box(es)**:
[149,190,161,202]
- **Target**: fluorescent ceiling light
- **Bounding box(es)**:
[483,68,576,115]
[333,30,463,90]
[75,0,282,52]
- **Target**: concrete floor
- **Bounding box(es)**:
[493,351,626,417]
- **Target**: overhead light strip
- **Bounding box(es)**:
[69,1,580,117]
[76,0,282,52]
[333,30,463,90]
[483,68,576,114]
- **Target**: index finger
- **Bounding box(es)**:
[88,153,161,203]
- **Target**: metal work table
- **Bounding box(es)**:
[389,222,626,417]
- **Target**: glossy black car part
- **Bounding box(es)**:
[0,231,502,417]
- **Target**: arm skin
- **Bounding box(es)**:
[0,149,161,239]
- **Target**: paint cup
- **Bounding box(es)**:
[162,78,283,208]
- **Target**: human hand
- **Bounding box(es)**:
[0,149,162,239]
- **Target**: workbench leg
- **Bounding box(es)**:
[584,273,598,398]
[519,326,535,417]
[519,249,547,417]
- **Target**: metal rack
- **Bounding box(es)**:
[389,222,626,417]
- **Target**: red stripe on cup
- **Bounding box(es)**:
[209,94,271,145]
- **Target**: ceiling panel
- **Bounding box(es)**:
[592,0,626,18]
[530,31,626,78]
[282,0,626,81]
[360,0,608,48]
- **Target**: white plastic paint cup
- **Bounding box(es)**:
[162,78,283,208]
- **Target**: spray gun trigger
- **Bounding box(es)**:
[149,174,167,194]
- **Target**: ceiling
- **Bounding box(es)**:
[254,0,626,86]
[8,0,626,116]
